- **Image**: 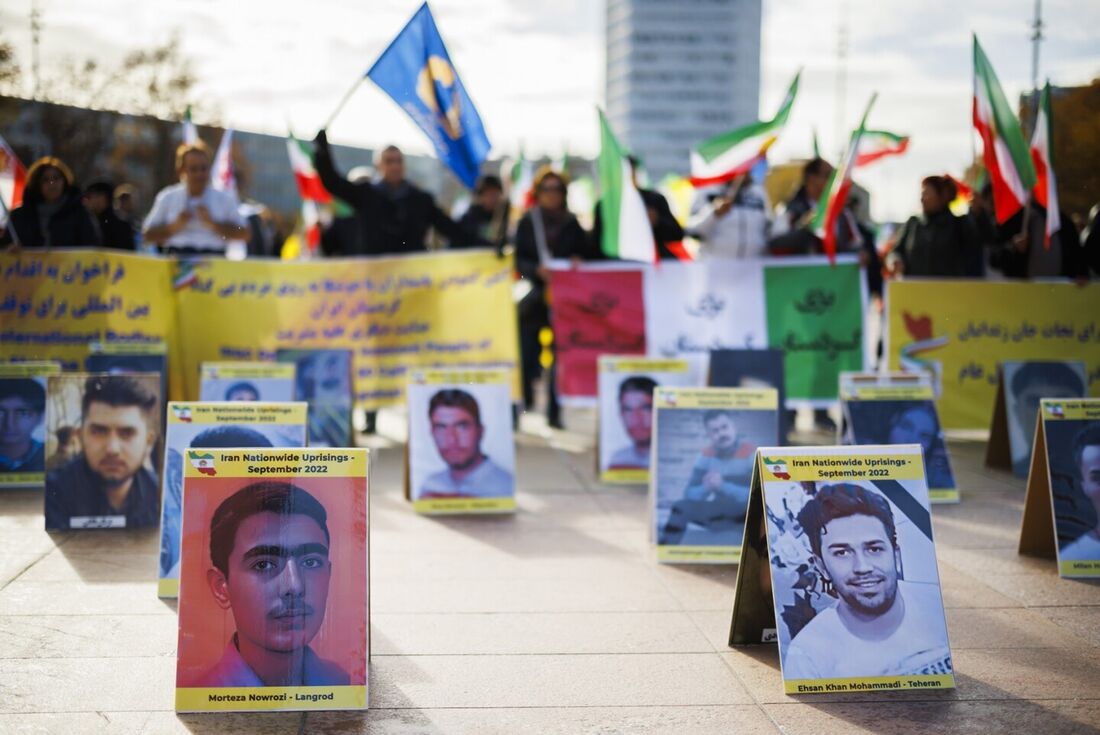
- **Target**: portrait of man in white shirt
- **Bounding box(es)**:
[418,388,513,499]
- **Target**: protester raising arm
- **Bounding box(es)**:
[313,129,377,210]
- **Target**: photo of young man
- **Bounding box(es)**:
[1059,423,1100,561]
[194,482,350,687]
[419,389,512,499]
[608,376,657,470]
[1005,362,1087,477]
[659,409,757,545]
[0,378,47,475]
[780,483,953,680]
[45,375,161,530]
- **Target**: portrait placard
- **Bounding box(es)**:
[985,361,1087,477]
[707,348,786,441]
[1018,399,1100,578]
[597,356,693,484]
[157,401,310,597]
[406,369,515,514]
[839,372,958,503]
[44,372,162,530]
[0,361,61,487]
[199,362,296,403]
[729,444,955,695]
[651,387,778,564]
[175,448,369,712]
[276,349,354,448]
[85,340,169,417]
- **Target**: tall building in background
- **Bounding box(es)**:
[605,0,761,180]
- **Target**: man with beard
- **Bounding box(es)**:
[194,482,348,687]
[659,410,756,544]
[420,389,512,498]
[45,376,160,530]
[783,483,953,680]
[609,376,658,470]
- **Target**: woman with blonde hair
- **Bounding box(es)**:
[2,156,97,249]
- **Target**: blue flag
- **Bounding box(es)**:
[367,2,491,189]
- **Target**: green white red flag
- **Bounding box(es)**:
[854,130,909,167]
[1030,81,1059,248]
[972,35,1036,224]
[597,108,655,262]
[812,93,877,264]
[181,105,198,145]
[689,71,799,187]
[287,133,333,205]
[509,148,534,210]
[0,133,26,229]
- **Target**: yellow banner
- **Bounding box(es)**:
[0,250,182,397]
[656,545,741,564]
[176,250,518,408]
[167,401,308,426]
[182,448,369,479]
[1041,398,1100,422]
[176,685,366,712]
[785,674,955,695]
[1,249,519,408]
[653,387,778,410]
[886,280,1100,429]
[759,449,925,483]
[412,497,516,514]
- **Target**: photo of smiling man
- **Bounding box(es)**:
[175,449,369,712]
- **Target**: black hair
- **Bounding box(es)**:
[618,375,657,403]
[803,157,831,180]
[190,425,273,449]
[85,180,115,198]
[475,175,503,195]
[429,388,481,426]
[1010,363,1085,398]
[209,482,329,578]
[703,409,735,426]
[81,375,159,422]
[1072,423,1100,474]
[797,483,897,559]
[224,381,260,400]
[0,378,46,413]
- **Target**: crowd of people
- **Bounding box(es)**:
[3,133,1100,429]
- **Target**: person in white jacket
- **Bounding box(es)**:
[687,177,772,259]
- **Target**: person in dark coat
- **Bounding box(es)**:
[989,200,1088,280]
[514,168,598,428]
[590,156,685,259]
[313,129,472,255]
[2,157,98,249]
[457,175,506,253]
[83,180,135,250]
[886,175,981,277]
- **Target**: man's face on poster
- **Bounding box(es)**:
[80,401,154,484]
[1080,443,1100,505]
[226,386,260,402]
[0,395,43,457]
[430,405,482,471]
[888,407,936,454]
[705,413,738,453]
[219,512,331,654]
[1015,379,1080,448]
[816,513,900,617]
[620,390,653,447]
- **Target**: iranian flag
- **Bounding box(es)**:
[287,133,333,205]
[855,130,909,167]
[689,71,800,187]
[597,109,655,262]
[812,94,877,263]
[211,128,238,201]
[973,35,1036,224]
[509,148,534,210]
[0,133,26,228]
[1030,81,1060,248]
[181,105,198,145]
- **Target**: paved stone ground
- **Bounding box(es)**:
[1,407,1099,734]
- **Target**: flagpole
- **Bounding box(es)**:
[323,75,367,131]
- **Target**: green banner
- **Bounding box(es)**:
[764,262,865,401]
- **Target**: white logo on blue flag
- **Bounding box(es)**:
[367,2,491,189]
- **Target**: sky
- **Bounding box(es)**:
[2,0,1099,221]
